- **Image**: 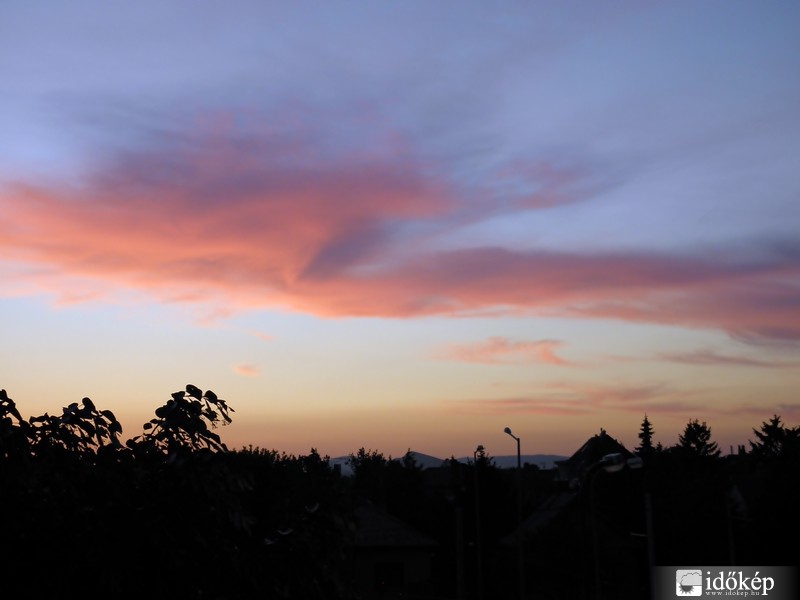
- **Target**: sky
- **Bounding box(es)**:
[1,0,799,460]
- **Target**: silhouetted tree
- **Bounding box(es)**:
[29,396,123,460]
[474,443,496,468]
[0,388,30,458]
[677,419,720,457]
[126,384,233,459]
[230,446,356,600]
[635,414,655,457]
[348,447,390,503]
[401,447,421,470]
[348,446,388,475]
[0,384,365,599]
[749,414,800,459]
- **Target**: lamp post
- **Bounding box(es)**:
[473,445,484,600]
[504,427,524,600]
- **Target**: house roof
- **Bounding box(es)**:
[501,491,579,545]
[555,428,632,474]
[500,430,634,544]
[351,500,438,549]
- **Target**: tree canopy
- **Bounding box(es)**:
[749,414,800,459]
[677,418,721,457]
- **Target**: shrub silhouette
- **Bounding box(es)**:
[0,384,354,600]
[126,384,233,459]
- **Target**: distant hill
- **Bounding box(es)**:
[329,451,447,477]
[401,451,450,469]
[472,454,567,470]
[328,451,566,476]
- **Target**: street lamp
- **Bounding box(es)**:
[503,427,521,470]
[504,427,524,600]
[473,445,484,600]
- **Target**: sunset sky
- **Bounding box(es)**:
[2,1,799,460]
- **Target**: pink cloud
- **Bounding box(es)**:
[632,401,800,422]
[442,378,800,426]
[442,381,708,417]
[233,363,260,377]
[442,397,591,416]
[438,337,571,365]
[540,381,700,411]
[658,348,800,369]
[1,123,799,343]
[249,331,274,342]
[0,130,451,308]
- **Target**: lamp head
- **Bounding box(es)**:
[600,453,626,473]
[627,456,644,470]
[503,427,512,435]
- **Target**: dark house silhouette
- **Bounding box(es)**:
[502,428,634,544]
[348,499,438,599]
[554,428,633,485]
[498,429,638,599]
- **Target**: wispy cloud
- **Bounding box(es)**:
[442,381,705,416]
[442,396,592,416]
[658,348,800,369]
[1,118,799,342]
[233,363,260,377]
[438,337,571,366]
[443,379,800,423]
[249,331,274,342]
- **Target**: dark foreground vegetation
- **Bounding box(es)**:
[1,385,798,599]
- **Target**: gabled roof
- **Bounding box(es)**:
[556,429,631,467]
[351,500,438,549]
[554,428,632,483]
[501,491,579,545]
